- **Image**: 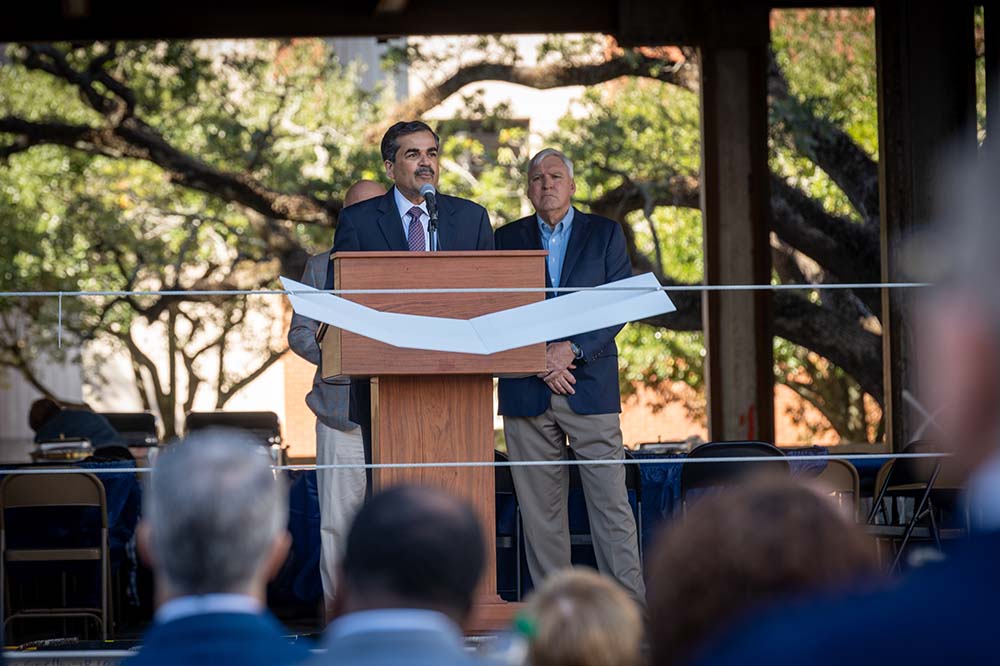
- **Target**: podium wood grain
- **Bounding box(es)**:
[318,251,546,631]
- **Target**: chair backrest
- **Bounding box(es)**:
[100,412,159,446]
[185,411,282,444]
[816,459,861,516]
[680,441,789,498]
[0,472,107,529]
[886,440,962,489]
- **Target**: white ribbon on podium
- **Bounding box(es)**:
[280,272,676,354]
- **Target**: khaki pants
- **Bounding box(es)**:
[315,421,366,605]
[503,395,645,601]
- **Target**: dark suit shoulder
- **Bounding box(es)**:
[440,192,488,217]
[339,194,384,222]
[495,215,536,237]
[576,211,622,232]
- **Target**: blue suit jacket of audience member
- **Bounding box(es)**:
[694,531,1000,666]
[494,209,632,417]
[332,186,494,426]
[125,612,312,666]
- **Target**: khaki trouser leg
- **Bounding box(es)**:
[550,396,645,602]
[315,421,366,609]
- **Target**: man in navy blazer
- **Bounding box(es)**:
[332,120,494,481]
[693,131,1000,666]
[495,148,644,601]
[128,431,311,666]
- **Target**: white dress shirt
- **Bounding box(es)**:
[155,593,262,625]
[394,187,430,251]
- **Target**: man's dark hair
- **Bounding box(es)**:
[342,485,485,617]
[380,120,440,163]
[29,398,62,432]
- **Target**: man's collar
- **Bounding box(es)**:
[537,206,575,233]
[155,593,262,625]
[326,608,462,643]
[393,186,428,217]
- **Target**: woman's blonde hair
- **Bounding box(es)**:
[522,568,643,666]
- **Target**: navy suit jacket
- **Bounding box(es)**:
[332,187,494,426]
[495,210,632,417]
[695,531,1000,666]
[125,612,312,666]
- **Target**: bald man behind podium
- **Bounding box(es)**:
[288,179,387,621]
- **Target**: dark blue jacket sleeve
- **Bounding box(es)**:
[571,222,632,362]
[332,208,360,252]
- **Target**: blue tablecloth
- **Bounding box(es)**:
[3,449,839,607]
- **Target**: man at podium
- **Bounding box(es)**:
[495,148,645,602]
[331,120,495,510]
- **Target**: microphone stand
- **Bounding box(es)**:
[428,206,440,252]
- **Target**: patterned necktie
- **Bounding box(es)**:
[406,206,425,252]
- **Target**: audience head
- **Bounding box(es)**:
[646,476,878,666]
[29,397,62,432]
[919,138,1000,478]
[521,568,643,666]
[380,121,440,199]
[138,429,289,602]
[343,179,387,208]
[335,484,485,626]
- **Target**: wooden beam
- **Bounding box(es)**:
[699,3,774,443]
[876,0,977,451]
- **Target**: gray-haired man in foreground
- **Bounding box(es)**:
[129,430,311,666]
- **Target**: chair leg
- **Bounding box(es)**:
[891,464,941,572]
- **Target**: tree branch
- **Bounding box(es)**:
[372,50,699,140]
[768,58,880,224]
[0,114,337,225]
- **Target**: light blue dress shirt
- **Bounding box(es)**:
[538,207,574,289]
[155,593,262,624]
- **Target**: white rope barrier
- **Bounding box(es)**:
[0,282,933,299]
[0,452,949,476]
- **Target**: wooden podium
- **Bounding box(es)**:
[319,250,547,631]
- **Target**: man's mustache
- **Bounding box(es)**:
[416,167,435,177]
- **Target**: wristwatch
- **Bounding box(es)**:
[569,341,583,359]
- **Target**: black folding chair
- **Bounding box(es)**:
[866,440,966,571]
[680,440,789,508]
[100,412,159,447]
[185,411,286,464]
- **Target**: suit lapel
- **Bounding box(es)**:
[376,188,409,251]
[559,208,592,287]
[434,193,457,251]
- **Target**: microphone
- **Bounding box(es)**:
[419,183,438,221]
[419,183,440,251]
